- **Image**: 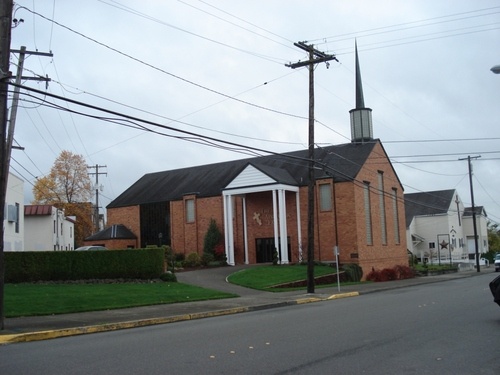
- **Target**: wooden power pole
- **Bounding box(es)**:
[286,42,337,294]
[0,0,51,328]
[0,0,13,331]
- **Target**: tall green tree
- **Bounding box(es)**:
[32,150,94,246]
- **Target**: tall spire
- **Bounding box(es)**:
[349,40,373,143]
[355,40,365,109]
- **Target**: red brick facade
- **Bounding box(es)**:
[106,205,140,245]
[106,142,408,277]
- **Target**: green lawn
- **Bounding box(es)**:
[5,265,340,317]
[227,264,337,291]
[4,282,237,318]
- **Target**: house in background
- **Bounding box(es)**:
[4,173,24,251]
[83,224,137,249]
[463,206,489,262]
[104,44,409,275]
[405,189,488,265]
[24,205,75,251]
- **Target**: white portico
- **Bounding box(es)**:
[222,163,302,266]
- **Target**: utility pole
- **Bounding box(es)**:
[286,42,337,294]
[459,155,481,272]
[9,46,51,167]
[88,165,107,233]
[0,0,13,331]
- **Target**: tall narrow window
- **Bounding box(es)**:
[185,199,195,223]
[15,203,19,233]
[378,172,387,245]
[392,188,400,244]
[319,183,332,211]
[363,182,373,245]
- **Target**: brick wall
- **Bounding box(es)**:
[107,205,140,245]
[104,142,408,277]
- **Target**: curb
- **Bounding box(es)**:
[0,292,359,345]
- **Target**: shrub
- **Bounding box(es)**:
[5,248,165,282]
[159,271,177,282]
[380,268,398,281]
[394,265,415,279]
[342,263,363,282]
[203,219,222,255]
[366,265,416,282]
[272,249,279,265]
[214,243,226,262]
[201,252,215,266]
[366,268,382,282]
[184,252,202,267]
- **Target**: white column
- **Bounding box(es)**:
[278,189,289,264]
[223,194,235,266]
[242,196,249,264]
[272,190,279,260]
[296,191,303,262]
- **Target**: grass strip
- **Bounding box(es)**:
[227,264,338,291]
[5,282,237,318]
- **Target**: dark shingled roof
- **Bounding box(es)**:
[404,189,456,227]
[463,206,486,217]
[84,224,137,241]
[107,141,379,209]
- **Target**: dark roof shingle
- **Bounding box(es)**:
[108,142,378,208]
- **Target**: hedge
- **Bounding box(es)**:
[4,248,165,283]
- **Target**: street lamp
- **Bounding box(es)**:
[491,65,500,74]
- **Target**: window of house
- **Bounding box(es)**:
[363,182,373,245]
[392,188,400,244]
[378,172,387,245]
[185,199,195,223]
[15,203,19,233]
[429,242,436,249]
[319,183,332,211]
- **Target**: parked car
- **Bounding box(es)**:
[490,274,500,307]
[495,254,500,272]
[75,246,107,251]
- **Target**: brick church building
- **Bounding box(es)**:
[101,45,408,273]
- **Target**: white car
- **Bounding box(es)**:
[75,246,107,251]
[495,254,500,272]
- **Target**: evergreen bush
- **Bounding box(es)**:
[342,263,363,282]
[184,252,202,267]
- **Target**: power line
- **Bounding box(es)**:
[16,6,309,121]
[313,6,500,45]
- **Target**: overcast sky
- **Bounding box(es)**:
[8,0,500,225]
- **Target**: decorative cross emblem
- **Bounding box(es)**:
[253,212,262,226]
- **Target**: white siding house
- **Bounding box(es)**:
[4,173,24,251]
[24,205,75,251]
[405,189,488,266]
[463,206,489,261]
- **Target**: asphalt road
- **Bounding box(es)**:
[0,272,498,374]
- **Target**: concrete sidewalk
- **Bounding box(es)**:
[0,266,495,345]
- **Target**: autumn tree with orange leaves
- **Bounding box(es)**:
[32,150,94,247]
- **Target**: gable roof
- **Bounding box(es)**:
[107,141,379,208]
[84,224,137,241]
[404,189,456,227]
